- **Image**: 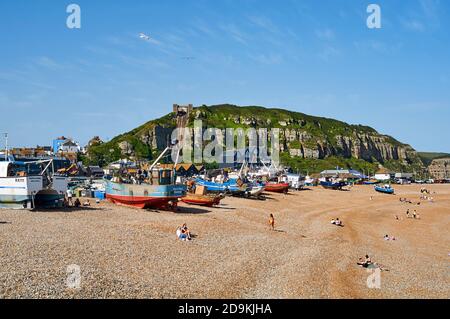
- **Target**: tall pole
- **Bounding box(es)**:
[2,133,8,160]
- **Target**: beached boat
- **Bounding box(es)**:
[194,178,247,195]
[264,182,290,193]
[320,180,347,190]
[246,184,265,197]
[181,193,223,207]
[105,170,186,209]
[105,144,187,209]
[374,185,395,194]
[0,160,67,209]
[363,180,378,185]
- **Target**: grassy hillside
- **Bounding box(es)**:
[417,152,450,166]
[85,104,424,173]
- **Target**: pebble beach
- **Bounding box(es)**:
[0,184,449,299]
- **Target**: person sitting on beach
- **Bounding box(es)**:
[83,199,91,207]
[181,223,192,240]
[357,255,372,268]
[331,218,343,226]
[406,209,410,218]
[269,214,275,231]
[413,211,417,219]
[74,198,81,208]
[176,227,184,240]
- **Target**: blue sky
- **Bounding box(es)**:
[0,0,449,152]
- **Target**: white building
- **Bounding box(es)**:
[374,174,391,181]
[58,140,80,153]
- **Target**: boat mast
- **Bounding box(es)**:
[2,133,8,160]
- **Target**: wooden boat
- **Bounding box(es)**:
[374,185,395,194]
[181,193,223,207]
[264,182,289,193]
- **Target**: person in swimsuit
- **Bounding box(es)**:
[269,214,275,231]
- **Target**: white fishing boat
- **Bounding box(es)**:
[0,159,68,209]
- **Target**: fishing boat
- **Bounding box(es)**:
[374,184,395,194]
[105,145,187,209]
[320,179,347,190]
[363,180,378,185]
[194,178,248,195]
[246,184,265,197]
[181,193,223,207]
[264,182,290,193]
[0,159,67,209]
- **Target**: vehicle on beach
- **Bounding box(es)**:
[283,173,305,190]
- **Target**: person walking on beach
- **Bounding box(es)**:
[269,214,275,231]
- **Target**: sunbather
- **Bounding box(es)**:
[357,255,372,268]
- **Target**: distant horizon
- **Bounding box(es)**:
[1,0,449,152]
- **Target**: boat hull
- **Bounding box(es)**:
[320,181,347,190]
[105,181,186,209]
[374,186,395,194]
[264,183,289,193]
[181,194,222,207]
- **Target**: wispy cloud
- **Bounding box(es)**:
[315,28,335,40]
[318,46,340,61]
[249,53,283,65]
[220,23,248,45]
[248,15,279,34]
[36,56,65,70]
[402,19,426,32]
[353,40,403,54]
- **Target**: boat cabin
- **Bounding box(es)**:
[151,168,174,185]
[0,162,29,178]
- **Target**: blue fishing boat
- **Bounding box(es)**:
[195,178,247,195]
[374,185,395,194]
[105,145,187,209]
[320,180,347,190]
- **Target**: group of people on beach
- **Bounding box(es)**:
[63,189,98,208]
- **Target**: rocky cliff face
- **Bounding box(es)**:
[283,130,415,163]
[428,158,450,179]
[88,104,423,168]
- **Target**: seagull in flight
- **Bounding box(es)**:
[139,33,151,41]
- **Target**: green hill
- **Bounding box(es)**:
[84,104,425,174]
